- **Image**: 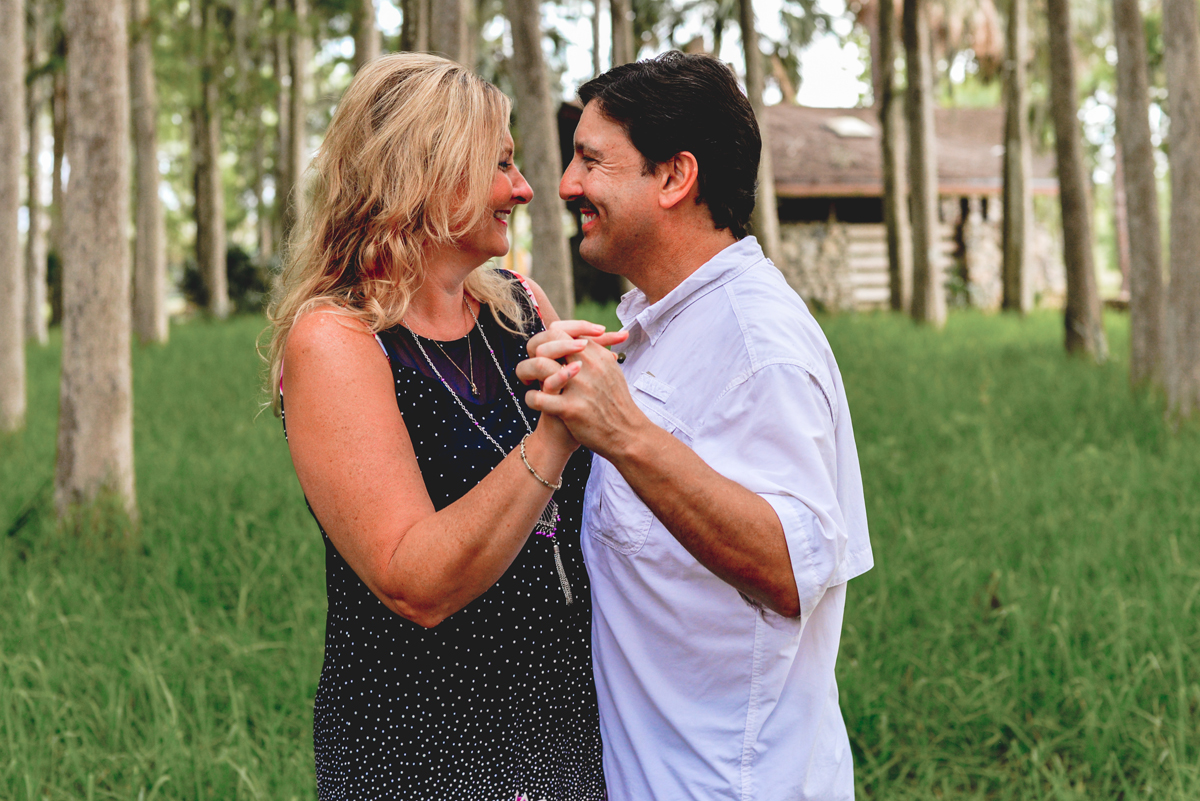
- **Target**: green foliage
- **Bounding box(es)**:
[2,310,1197,798]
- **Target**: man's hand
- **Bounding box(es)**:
[516,322,640,459]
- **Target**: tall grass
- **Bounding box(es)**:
[1,310,1196,799]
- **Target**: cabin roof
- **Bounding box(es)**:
[766,104,1059,197]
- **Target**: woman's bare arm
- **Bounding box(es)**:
[282,310,580,628]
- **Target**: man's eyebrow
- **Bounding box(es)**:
[574,142,603,159]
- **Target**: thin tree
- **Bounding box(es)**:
[130,0,169,341]
[56,0,136,516]
[353,0,380,71]
[1046,0,1106,360]
[400,0,429,52]
[1114,0,1163,387]
[611,0,634,65]
[903,0,945,326]
[273,0,291,245]
[48,39,67,327]
[1001,0,1033,313]
[430,0,469,63]
[593,0,603,76]
[1163,0,1200,417]
[25,0,49,346]
[878,0,912,311]
[193,0,228,317]
[0,0,26,433]
[505,0,574,316]
[739,0,782,264]
[281,0,308,243]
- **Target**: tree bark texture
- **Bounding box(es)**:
[283,0,308,243]
[130,0,169,342]
[1001,0,1033,313]
[878,0,912,312]
[611,0,634,65]
[903,0,945,326]
[352,0,380,71]
[1114,0,1164,386]
[739,0,782,264]
[400,0,429,52]
[505,0,574,316]
[430,0,469,63]
[0,0,26,432]
[25,0,49,345]
[194,0,228,318]
[57,0,136,516]
[1163,0,1200,417]
[1047,0,1107,360]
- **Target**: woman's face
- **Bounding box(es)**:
[459,132,533,262]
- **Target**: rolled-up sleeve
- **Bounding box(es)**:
[693,362,848,628]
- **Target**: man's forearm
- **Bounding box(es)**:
[606,423,801,617]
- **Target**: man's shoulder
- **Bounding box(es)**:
[720,263,837,379]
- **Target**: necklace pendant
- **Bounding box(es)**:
[470,380,478,396]
[553,540,574,605]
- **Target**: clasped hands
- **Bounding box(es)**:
[516,321,644,461]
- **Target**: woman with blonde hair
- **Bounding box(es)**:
[266,53,613,800]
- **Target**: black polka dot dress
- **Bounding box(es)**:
[304,280,604,801]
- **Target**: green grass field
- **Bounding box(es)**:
[2,309,1197,799]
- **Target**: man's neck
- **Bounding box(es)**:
[630,227,740,306]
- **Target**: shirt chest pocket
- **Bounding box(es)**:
[582,374,682,556]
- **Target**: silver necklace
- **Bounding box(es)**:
[423,299,478,396]
[404,300,573,605]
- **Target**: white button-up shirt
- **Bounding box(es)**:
[581,237,873,801]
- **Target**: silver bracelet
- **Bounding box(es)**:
[519,433,563,491]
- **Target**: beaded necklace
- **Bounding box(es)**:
[404,300,574,605]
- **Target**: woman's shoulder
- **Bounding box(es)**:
[285,308,388,374]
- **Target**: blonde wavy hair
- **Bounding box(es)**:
[264,53,527,413]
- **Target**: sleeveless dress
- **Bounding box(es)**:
[292,277,604,801]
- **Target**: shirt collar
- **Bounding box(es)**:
[616,237,767,345]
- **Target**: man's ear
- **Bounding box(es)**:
[657,151,699,210]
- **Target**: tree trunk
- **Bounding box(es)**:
[282,0,308,243]
[273,0,291,247]
[1047,0,1106,360]
[57,0,136,516]
[430,0,468,62]
[49,63,66,327]
[903,0,945,326]
[1113,139,1132,295]
[1163,0,1200,417]
[878,0,912,312]
[505,0,574,316]
[592,0,602,76]
[739,0,782,264]
[1001,0,1033,313]
[353,0,381,71]
[25,0,48,346]
[130,0,169,342]
[400,0,429,52]
[611,0,634,66]
[193,0,228,318]
[0,0,26,432]
[1114,0,1164,387]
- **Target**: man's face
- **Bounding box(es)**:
[559,103,661,275]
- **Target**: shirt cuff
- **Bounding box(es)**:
[761,493,845,630]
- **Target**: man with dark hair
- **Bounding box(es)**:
[518,51,873,800]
